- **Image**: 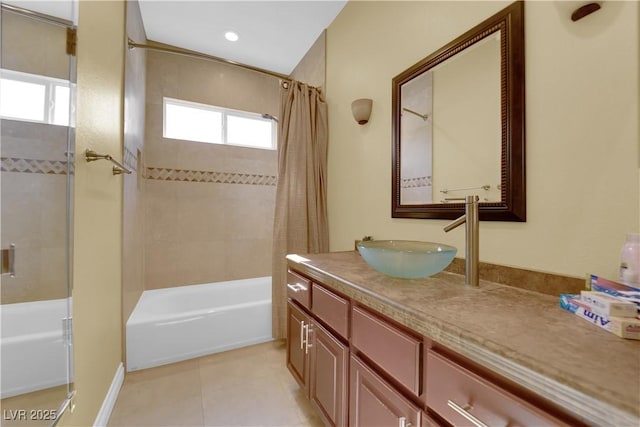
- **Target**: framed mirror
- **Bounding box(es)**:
[392,1,525,221]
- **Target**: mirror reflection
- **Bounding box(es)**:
[400,33,502,205]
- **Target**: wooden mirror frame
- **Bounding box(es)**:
[392,1,525,221]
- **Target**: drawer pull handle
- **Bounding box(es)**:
[300,320,305,350]
[287,283,307,293]
[304,323,312,354]
[447,400,488,427]
[398,416,412,427]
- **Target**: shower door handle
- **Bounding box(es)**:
[1,244,15,277]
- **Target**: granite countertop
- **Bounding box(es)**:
[286,251,640,427]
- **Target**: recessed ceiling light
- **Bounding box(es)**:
[224,31,239,42]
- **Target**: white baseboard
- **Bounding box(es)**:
[93,362,124,427]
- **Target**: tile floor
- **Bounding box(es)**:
[108,340,324,427]
[1,385,67,427]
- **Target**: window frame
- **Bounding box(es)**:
[0,68,72,126]
[162,97,276,150]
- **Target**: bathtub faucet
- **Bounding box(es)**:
[443,195,479,287]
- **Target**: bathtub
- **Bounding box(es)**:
[0,298,73,399]
[126,276,273,371]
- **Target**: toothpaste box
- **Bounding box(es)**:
[580,290,638,318]
[559,294,640,340]
[587,274,640,308]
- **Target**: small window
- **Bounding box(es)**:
[163,97,276,150]
[0,69,71,126]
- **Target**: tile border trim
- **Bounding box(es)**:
[401,175,431,188]
[144,166,277,186]
[1,157,73,175]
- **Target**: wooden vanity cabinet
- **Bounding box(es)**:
[286,271,350,427]
[287,268,584,427]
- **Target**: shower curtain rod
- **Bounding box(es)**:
[1,3,73,28]
[127,39,291,82]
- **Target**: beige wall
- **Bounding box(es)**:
[63,1,125,425]
[290,30,326,91]
[326,1,639,280]
[143,50,279,289]
[122,0,146,350]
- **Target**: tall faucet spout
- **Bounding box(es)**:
[443,195,479,287]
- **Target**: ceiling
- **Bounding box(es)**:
[4,0,347,77]
[139,1,347,76]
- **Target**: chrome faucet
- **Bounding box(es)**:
[443,195,479,287]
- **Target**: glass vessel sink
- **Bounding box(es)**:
[357,240,457,279]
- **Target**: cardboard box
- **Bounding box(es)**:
[580,291,638,318]
[587,274,640,308]
[559,294,640,340]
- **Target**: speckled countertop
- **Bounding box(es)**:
[287,251,640,427]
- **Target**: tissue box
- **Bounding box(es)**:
[559,294,640,340]
[580,291,638,318]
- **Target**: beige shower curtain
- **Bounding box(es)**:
[272,81,329,339]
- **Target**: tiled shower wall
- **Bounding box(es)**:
[0,12,71,304]
[143,47,279,289]
[1,122,70,304]
[122,0,147,327]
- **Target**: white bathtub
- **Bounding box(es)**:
[0,298,73,399]
[126,276,273,371]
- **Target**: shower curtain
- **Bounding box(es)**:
[272,81,329,339]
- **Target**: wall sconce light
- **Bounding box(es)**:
[571,2,601,21]
[351,98,373,125]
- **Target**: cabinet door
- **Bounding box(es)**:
[350,355,421,427]
[309,321,349,427]
[287,301,310,394]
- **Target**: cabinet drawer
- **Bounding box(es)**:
[426,350,567,427]
[350,355,421,427]
[287,270,311,309]
[351,306,422,396]
[312,283,349,339]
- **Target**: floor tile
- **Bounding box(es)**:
[108,340,323,427]
[0,385,67,427]
[108,359,203,427]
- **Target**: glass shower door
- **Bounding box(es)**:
[0,3,75,425]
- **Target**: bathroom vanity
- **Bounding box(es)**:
[285,251,640,427]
